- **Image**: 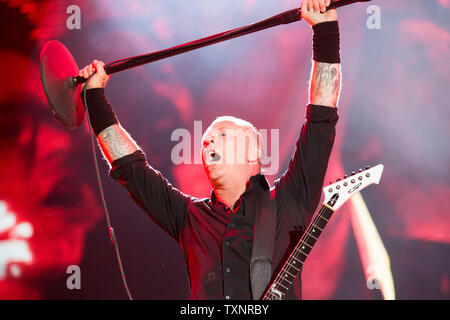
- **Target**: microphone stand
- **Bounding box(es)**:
[40,0,370,128]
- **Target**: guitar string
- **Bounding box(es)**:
[263,207,329,300]
[264,206,330,300]
[265,170,376,299]
[263,204,333,300]
[278,206,331,287]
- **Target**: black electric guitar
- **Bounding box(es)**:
[262,164,384,300]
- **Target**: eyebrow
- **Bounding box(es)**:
[202,125,234,143]
[219,125,238,131]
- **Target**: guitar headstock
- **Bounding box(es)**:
[323,164,384,211]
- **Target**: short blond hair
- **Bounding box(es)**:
[204,116,262,169]
[210,116,260,140]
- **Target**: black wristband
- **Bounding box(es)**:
[80,88,119,136]
[312,21,341,64]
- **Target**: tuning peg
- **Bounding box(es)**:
[343,174,348,179]
[351,171,356,176]
[358,168,363,173]
[365,165,370,170]
[336,178,341,182]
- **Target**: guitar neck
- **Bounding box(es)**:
[262,203,335,300]
[261,165,384,300]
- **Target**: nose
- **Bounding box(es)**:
[204,136,214,147]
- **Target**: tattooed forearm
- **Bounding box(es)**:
[97,124,140,163]
[309,61,341,108]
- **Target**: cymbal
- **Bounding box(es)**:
[40,40,85,129]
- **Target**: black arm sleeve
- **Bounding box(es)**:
[109,150,192,242]
[276,104,338,226]
[81,88,119,136]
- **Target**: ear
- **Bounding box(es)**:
[247,145,260,163]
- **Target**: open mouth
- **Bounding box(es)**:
[208,150,221,163]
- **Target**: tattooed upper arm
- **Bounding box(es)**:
[309,62,341,108]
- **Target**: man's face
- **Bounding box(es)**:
[201,120,259,185]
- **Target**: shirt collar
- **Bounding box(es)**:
[210,174,270,206]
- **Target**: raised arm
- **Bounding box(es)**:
[78,61,190,241]
[276,0,341,225]
[78,60,139,164]
[302,0,341,108]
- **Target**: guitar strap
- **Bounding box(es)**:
[248,178,277,300]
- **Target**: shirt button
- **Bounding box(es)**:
[224,206,229,211]
[225,266,231,273]
[225,295,231,300]
[224,241,230,247]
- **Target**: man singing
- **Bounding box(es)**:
[78,0,341,300]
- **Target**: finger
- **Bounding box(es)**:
[87,64,94,76]
[301,0,309,14]
[325,0,331,7]
[313,0,320,12]
[92,59,99,71]
[319,0,327,12]
[82,67,89,79]
[307,0,313,11]
[93,60,106,76]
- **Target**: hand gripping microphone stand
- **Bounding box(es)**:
[40,0,371,299]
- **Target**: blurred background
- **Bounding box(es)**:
[0,0,448,299]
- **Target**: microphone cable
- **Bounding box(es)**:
[82,76,133,300]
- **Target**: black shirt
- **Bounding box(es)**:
[109,104,338,300]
